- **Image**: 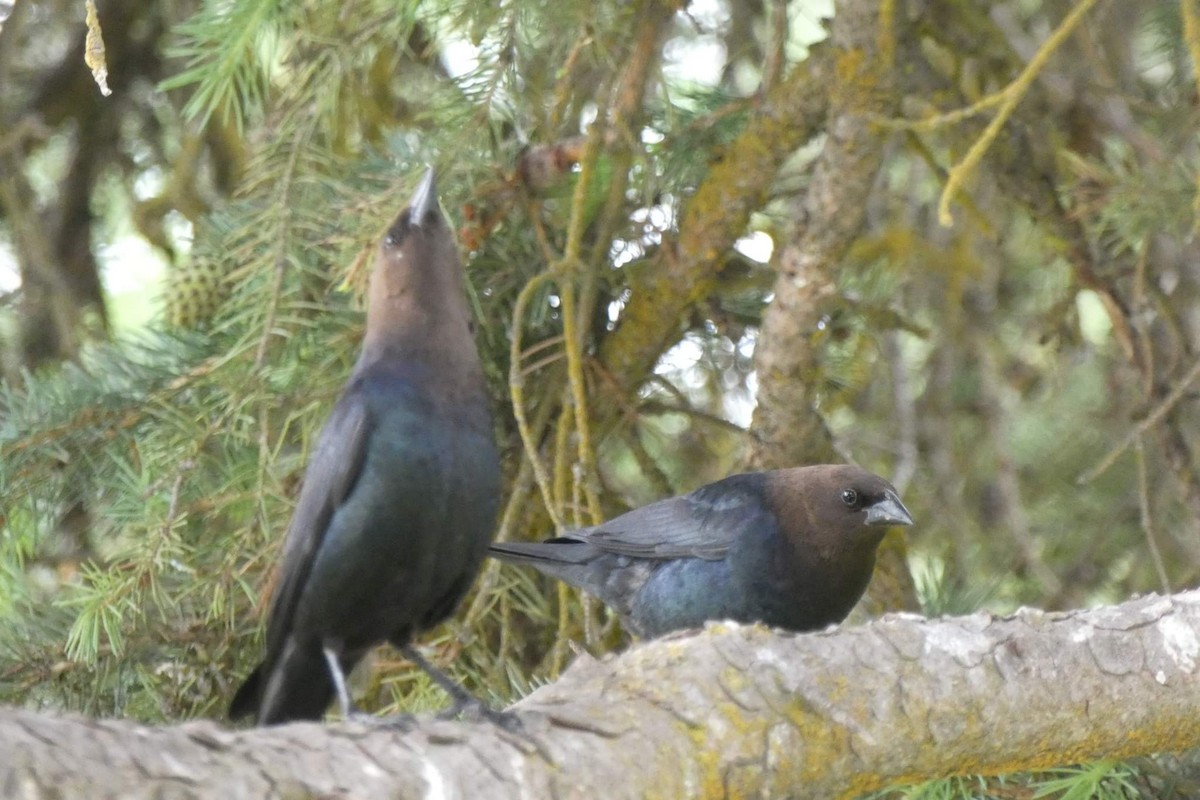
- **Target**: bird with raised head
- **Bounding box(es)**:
[489,464,912,638]
[229,168,501,725]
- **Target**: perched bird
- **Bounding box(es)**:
[490,465,912,638]
[229,168,501,725]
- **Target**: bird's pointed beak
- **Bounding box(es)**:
[864,491,913,527]
[408,166,438,225]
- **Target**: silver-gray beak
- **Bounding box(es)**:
[408,166,437,225]
[864,492,913,527]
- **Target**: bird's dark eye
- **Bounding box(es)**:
[841,489,859,508]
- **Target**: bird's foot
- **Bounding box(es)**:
[441,700,550,759]
[342,710,418,731]
[371,712,419,732]
[398,644,549,757]
[440,698,521,732]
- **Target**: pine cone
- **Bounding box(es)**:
[164,257,230,329]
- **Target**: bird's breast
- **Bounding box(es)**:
[295,382,499,645]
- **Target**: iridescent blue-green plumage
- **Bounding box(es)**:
[230,169,499,724]
[490,465,912,638]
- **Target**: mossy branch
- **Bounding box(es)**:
[7,591,1200,798]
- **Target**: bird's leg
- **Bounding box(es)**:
[322,646,356,720]
[322,645,416,730]
[401,645,524,733]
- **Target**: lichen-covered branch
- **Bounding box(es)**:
[596,48,831,391]
[746,0,896,471]
[6,591,1200,799]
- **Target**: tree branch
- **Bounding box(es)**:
[746,0,896,470]
[7,591,1200,798]
[596,48,831,393]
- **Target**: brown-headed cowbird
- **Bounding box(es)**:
[490,465,912,638]
[229,168,500,725]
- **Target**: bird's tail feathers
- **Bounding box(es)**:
[228,664,262,721]
[488,539,595,566]
[231,642,337,725]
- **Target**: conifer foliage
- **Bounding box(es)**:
[3,1,1200,794]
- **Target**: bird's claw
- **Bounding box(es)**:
[443,699,520,731]
[442,701,550,758]
[372,712,419,732]
[344,710,418,732]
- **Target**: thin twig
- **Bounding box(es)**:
[884,331,918,495]
[520,334,565,360]
[1078,357,1200,484]
[587,363,676,497]
[559,275,603,524]
[1132,240,1155,399]
[1136,436,1172,595]
[937,0,1104,226]
[630,425,675,498]
[463,459,535,626]
[551,580,573,677]
[557,82,610,528]
[638,400,753,437]
[761,0,788,93]
[1188,0,1200,226]
[520,349,565,377]
[548,30,595,133]
[552,401,572,514]
[508,271,564,530]
[978,342,1061,598]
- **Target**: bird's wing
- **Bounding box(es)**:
[263,393,373,652]
[582,479,769,561]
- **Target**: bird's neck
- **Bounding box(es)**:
[356,264,483,400]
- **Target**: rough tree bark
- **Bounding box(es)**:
[596,48,829,396]
[745,0,896,471]
[5,591,1200,799]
